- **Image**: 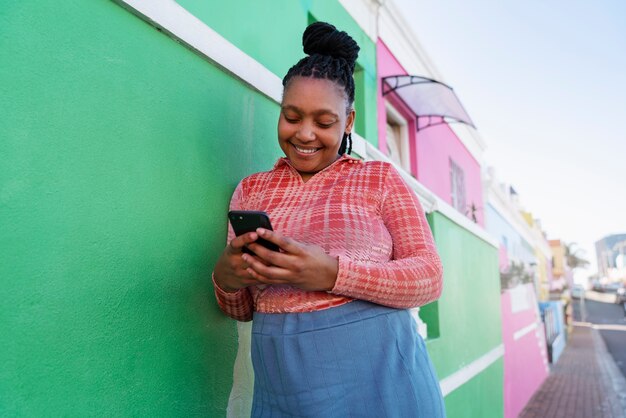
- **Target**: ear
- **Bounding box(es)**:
[345,108,356,134]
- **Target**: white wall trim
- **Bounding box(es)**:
[339,0,487,169]
[114,0,283,103]
[439,344,505,397]
[357,136,499,248]
[534,230,553,260]
[337,0,380,42]
[378,1,441,78]
[116,0,504,410]
[381,1,487,165]
[435,196,499,249]
[513,322,538,341]
[485,170,552,259]
[354,133,436,213]
[486,184,538,252]
[116,0,497,249]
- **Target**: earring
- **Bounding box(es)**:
[346,133,352,155]
[339,133,348,155]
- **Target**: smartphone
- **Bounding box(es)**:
[228,210,280,254]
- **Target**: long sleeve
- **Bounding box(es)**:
[212,182,254,321]
[330,165,444,308]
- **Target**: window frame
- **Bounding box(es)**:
[449,158,466,213]
[384,101,411,172]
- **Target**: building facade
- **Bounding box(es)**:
[483,169,551,418]
[595,233,626,282]
[5,0,575,416]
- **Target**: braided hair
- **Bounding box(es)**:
[282,22,360,155]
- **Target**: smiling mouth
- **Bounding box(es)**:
[291,143,321,155]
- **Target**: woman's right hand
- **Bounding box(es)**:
[213,232,263,293]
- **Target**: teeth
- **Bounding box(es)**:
[294,145,318,154]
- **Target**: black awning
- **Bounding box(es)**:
[382,75,475,131]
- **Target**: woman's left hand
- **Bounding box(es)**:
[243,228,338,292]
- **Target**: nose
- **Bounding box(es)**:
[296,121,316,142]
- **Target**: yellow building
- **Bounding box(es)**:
[550,239,567,280]
[521,212,552,301]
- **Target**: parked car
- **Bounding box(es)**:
[605,282,622,293]
[592,281,606,292]
[571,284,585,299]
[616,285,626,305]
[593,282,622,293]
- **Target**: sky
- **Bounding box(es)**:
[395,0,626,281]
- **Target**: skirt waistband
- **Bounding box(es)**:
[252,300,407,335]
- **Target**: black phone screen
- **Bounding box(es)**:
[228,210,280,253]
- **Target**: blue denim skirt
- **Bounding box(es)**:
[251,300,446,417]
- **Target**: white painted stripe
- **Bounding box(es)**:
[433,198,500,248]
[486,189,538,253]
[592,324,626,332]
[114,0,283,103]
[115,0,505,410]
[439,344,505,397]
[116,0,499,249]
[513,322,538,341]
[339,0,487,166]
[360,138,499,247]
[354,133,437,212]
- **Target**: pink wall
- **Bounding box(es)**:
[501,284,549,418]
[376,40,418,177]
[499,244,509,272]
[376,40,484,225]
[416,121,484,225]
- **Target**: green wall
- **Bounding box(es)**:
[0,1,281,416]
[1,0,377,416]
[444,360,504,418]
[175,0,379,142]
[426,212,504,417]
[2,1,502,416]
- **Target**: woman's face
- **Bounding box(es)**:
[278,76,355,181]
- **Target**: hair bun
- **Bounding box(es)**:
[302,22,360,71]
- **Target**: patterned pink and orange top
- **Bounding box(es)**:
[213,154,443,321]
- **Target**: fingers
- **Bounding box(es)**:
[246,241,292,267]
[256,228,302,254]
[245,268,272,284]
[228,232,258,252]
[242,253,291,283]
[231,255,268,287]
[246,267,288,285]
[214,247,265,292]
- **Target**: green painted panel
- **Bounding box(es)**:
[0,1,282,416]
[175,0,378,142]
[444,359,504,418]
[1,1,501,416]
[175,0,306,77]
[425,212,502,382]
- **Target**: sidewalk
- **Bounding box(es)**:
[519,323,626,418]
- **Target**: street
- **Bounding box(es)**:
[575,291,626,378]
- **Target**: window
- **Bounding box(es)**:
[449,158,466,213]
[385,102,410,172]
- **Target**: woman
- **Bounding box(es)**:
[213,22,446,417]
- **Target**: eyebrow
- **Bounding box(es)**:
[281,105,339,118]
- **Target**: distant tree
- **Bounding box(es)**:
[500,261,534,291]
[564,242,590,269]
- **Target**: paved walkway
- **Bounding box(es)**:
[519,323,626,418]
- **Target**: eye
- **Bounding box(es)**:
[283,114,300,123]
[317,120,336,129]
